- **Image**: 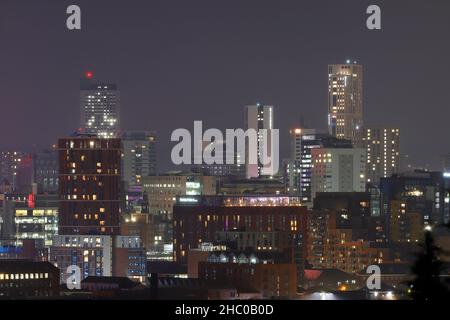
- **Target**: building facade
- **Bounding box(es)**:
[173,195,307,284]
[50,234,145,283]
[33,149,59,194]
[364,126,400,184]
[0,151,25,191]
[245,104,276,178]
[58,135,122,235]
[311,148,366,200]
[121,130,157,190]
[0,260,60,298]
[328,62,363,147]
[289,129,353,203]
[14,194,59,247]
[381,170,450,227]
[80,74,120,138]
[198,253,297,299]
[141,173,217,219]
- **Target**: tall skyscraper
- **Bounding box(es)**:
[57,134,122,235]
[245,103,275,178]
[80,72,120,138]
[122,130,157,189]
[328,61,363,147]
[363,126,400,184]
[52,135,147,283]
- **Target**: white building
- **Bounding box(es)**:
[51,235,113,282]
[80,73,120,138]
[245,104,275,178]
[50,235,145,283]
[311,148,366,200]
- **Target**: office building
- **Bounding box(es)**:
[283,159,301,195]
[198,252,297,299]
[289,129,353,203]
[1,194,29,239]
[121,213,170,256]
[0,260,60,298]
[80,73,120,138]
[0,239,48,262]
[311,148,366,200]
[14,194,58,247]
[173,195,307,284]
[122,130,157,190]
[328,61,363,147]
[33,149,59,194]
[51,234,113,282]
[141,173,217,219]
[389,200,423,243]
[364,126,400,184]
[380,170,450,229]
[50,234,145,283]
[58,135,122,235]
[0,151,25,191]
[16,154,33,193]
[112,236,147,283]
[307,209,389,273]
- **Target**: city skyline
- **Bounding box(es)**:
[1,0,450,304]
[0,0,449,172]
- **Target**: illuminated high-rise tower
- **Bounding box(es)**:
[80,72,120,138]
[245,103,275,178]
[122,130,157,189]
[364,126,400,184]
[58,134,122,235]
[328,61,363,147]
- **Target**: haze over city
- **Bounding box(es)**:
[1,0,450,170]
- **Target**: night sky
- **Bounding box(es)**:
[0,0,449,172]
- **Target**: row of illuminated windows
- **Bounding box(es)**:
[15,209,57,217]
[0,273,49,281]
[68,169,118,174]
[65,194,98,200]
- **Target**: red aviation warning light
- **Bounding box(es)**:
[85,71,94,79]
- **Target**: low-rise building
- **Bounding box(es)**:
[0,260,60,299]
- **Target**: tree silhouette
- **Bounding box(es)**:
[409,230,448,301]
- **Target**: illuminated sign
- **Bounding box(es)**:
[28,193,35,209]
[179,197,198,203]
